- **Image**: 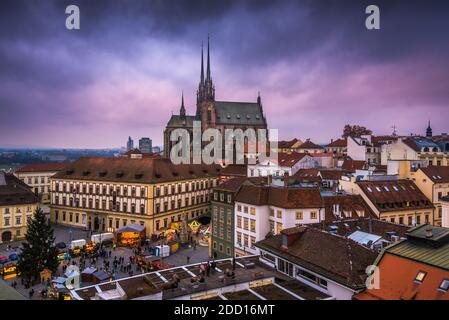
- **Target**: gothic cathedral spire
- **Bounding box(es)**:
[197,36,215,107]
[180,91,186,118]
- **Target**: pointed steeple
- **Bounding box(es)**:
[206,34,211,81]
[257,91,261,105]
[200,42,204,85]
[180,91,186,117]
[426,120,432,137]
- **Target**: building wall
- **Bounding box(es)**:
[0,203,38,243]
[211,195,234,259]
[15,171,58,204]
[234,202,270,257]
[49,177,218,237]
[234,202,324,257]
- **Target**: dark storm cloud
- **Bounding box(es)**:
[0,0,448,147]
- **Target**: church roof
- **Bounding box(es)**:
[214,101,265,126]
[166,115,196,128]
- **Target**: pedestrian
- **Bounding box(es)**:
[232,257,236,270]
[186,256,190,264]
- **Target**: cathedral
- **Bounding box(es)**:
[163,38,268,159]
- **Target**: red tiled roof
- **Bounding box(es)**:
[255,226,377,289]
[220,164,247,177]
[216,176,247,192]
[291,169,322,183]
[16,162,69,173]
[310,217,409,238]
[298,140,323,150]
[341,159,366,171]
[235,185,323,209]
[355,253,449,300]
[321,194,377,222]
[319,169,346,181]
[326,138,347,148]
[278,138,300,149]
[52,157,221,183]
[356,180,434,213]
[275,152,309,167]
[420,166,449,183]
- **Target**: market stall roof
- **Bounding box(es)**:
[82,267,97,275]
[93,271,110,281]
[54,284,69,293]
[52,277,67,284]
[116,223,145,233]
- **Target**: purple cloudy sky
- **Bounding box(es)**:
[1,0,449,148]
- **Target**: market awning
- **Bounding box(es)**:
[116,223,145,233]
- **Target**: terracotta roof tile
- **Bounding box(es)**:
[15,162,69,173]
[52,157,221,184]
[255,226,377,289]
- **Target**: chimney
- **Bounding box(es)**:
[281,227,306,249]
[284,172,289,187]
[425,226,433,238]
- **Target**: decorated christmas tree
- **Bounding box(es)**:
[17,207,59,283]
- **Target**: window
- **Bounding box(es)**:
[250,219,256,232]
[399,217,404,225]
[4,217,10,226]
[408,216,413,226]
[310,211,317,219]
[15,216,21,225]
[296,211,303,220]
[439,279,449,292]
[236,216,242,228]
[243,218,249,230]
[415,271,427,283]
[276,210,282,219]
[227,195,232,204]
[269,220,275,233]
[237,205,242,212]
[276,222,283,234]
[244,206,248,214]
[236,232,242,245]
[250,236,256,249]
[250,207,256,215]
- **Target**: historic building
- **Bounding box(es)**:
[0,172,39,243]
[49,157,220,237]
[15,162,68,204]
[163,39,268,159]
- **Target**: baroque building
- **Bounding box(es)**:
[163,38,268,159]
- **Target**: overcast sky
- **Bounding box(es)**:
[1,0,448,148]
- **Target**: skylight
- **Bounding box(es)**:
[439,279,449,292]
[384,186,390,191]
[367,187,373,192]
[375,187,382,192]
[393,186,399,191]
[415,271,427,283]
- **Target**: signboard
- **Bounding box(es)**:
[191,291,219,300]
[249,279,273,288]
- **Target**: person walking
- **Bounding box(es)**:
[186,256,190,264]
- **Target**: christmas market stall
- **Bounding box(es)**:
[81,267,97,283]
[115,223,146,247]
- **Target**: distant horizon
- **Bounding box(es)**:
[1,1,449,148]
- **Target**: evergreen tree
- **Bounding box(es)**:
[17,207,59,283]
